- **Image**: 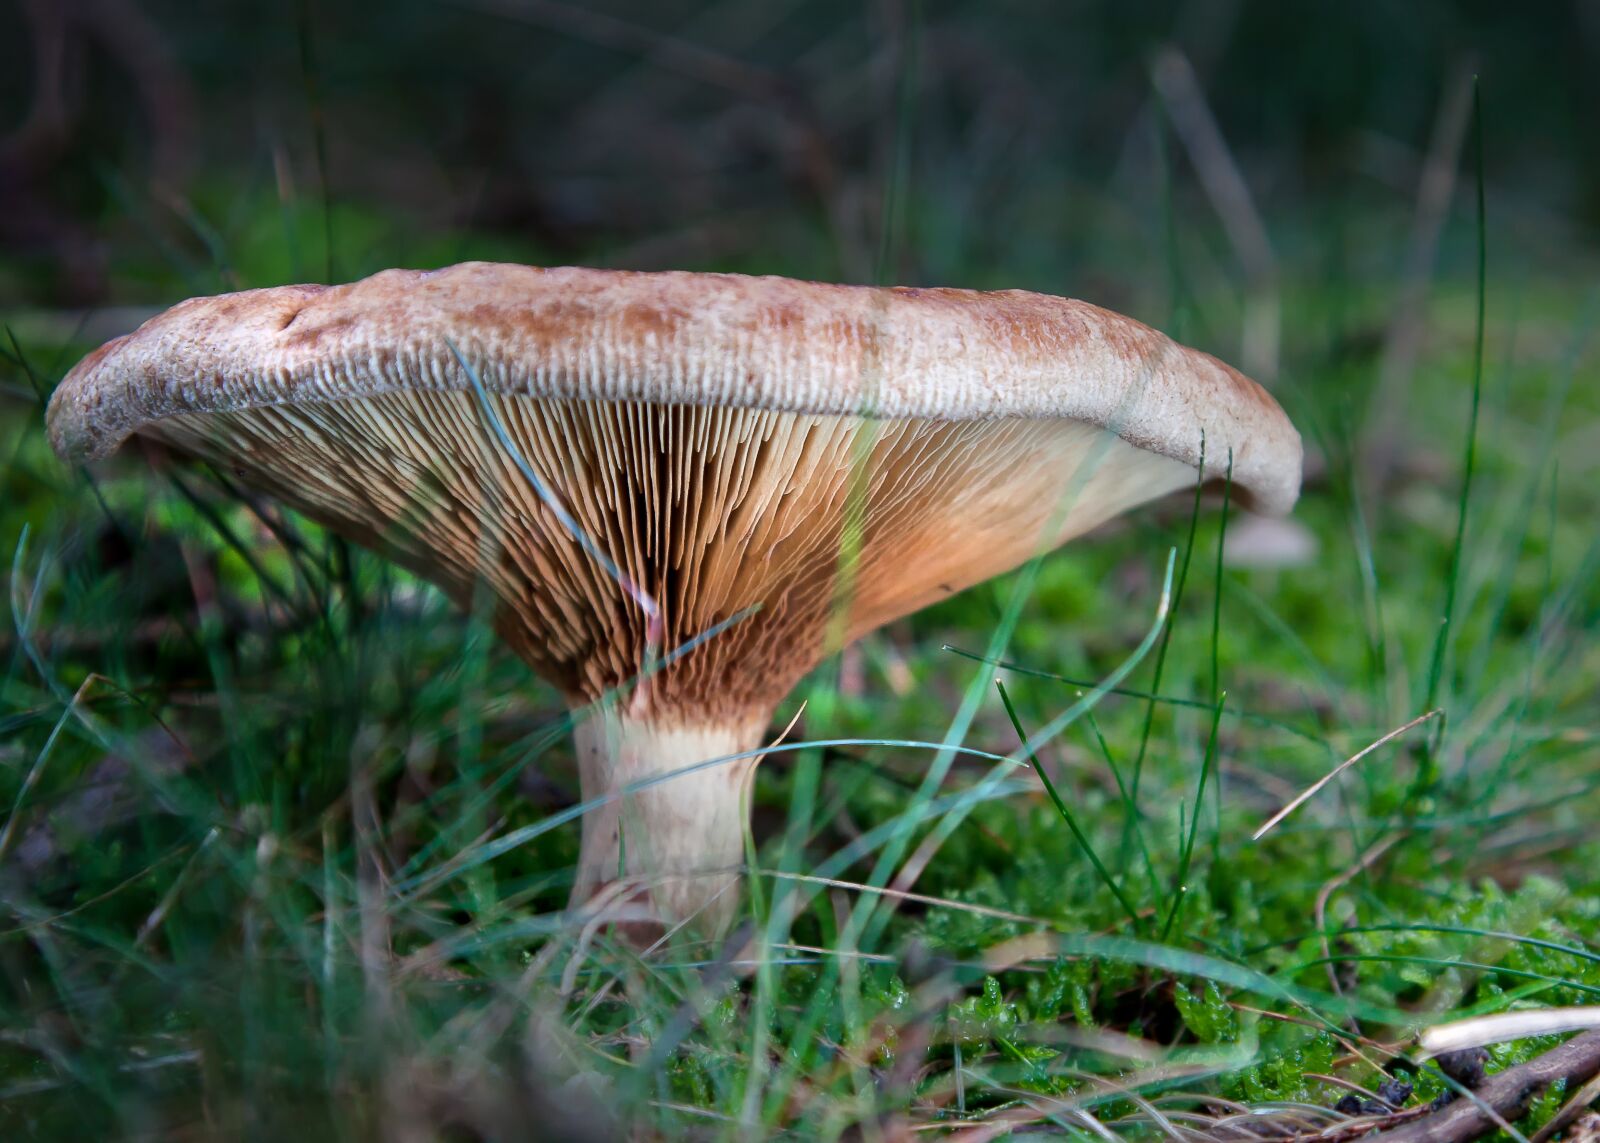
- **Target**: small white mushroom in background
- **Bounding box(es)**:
[47,262,1303,936]
[1223,511,1319,570]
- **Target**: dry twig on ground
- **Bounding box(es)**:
[1370,1030,1600,1143]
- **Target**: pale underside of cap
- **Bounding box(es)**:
[46,262,1303,721]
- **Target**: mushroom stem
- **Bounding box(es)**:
[569,706,770,936]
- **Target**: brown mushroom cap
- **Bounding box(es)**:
[47,262,1302,722]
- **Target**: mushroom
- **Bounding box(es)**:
[47,262,1302,934]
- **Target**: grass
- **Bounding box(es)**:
[4,66,1600,1143]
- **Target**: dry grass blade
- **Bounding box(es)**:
[1253,710,1440,840]
[760,870,1045,927]
[1421,1008,1600,1056]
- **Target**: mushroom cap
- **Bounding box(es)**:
[48,262,1300,514]
[46,262,1302,720]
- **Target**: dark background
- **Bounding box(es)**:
[3,0,1597,311]
[5,7,1600,1137]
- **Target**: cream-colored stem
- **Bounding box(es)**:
[570,707,770,936]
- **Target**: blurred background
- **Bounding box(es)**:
[5,3,1600,1138]
[4,0,1598,315]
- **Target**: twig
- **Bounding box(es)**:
[1372,1031,1600,1142]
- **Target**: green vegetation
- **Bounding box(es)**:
[4,3,1600,1138]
